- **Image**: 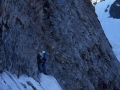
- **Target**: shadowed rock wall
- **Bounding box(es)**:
[0,0,120,90]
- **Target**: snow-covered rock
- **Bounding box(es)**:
[91,0,104,4]
[0,71,62,90]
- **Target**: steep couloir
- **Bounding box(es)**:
[0,0,120,90]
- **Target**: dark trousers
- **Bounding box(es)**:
[39,63,47,75]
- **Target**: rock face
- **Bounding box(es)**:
[110,0,120,19]
[0,0,120,90]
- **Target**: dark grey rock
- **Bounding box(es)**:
[110,0,120,19]
[0,0,120,90]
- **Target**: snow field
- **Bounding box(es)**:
[0,71,62,90]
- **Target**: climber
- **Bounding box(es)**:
[37,51,48,75]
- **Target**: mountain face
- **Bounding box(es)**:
[0,0,120,90]
[110,0,120,19]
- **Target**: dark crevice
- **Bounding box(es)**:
[27,81,37,90]
[43,1,51,20]
[43,1,50,14]
[2,20,9,29]
[16,17,23,25]
[4,23,9,29]
[0,27,2,38]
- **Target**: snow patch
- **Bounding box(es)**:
[0,71,62,90]
[40,73,62,90]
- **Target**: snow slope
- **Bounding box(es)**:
[94,0,120,61]
[0,71,62,90]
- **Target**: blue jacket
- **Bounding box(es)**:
[41,53,48,64]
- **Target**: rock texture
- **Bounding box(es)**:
[0,0,120,90]
[110,0,120,19]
